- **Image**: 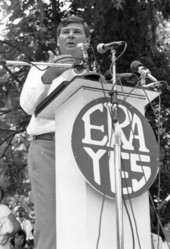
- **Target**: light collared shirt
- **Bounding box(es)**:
[0,204,13,249]
[20,66,86,135]
[16,217,33,241]
[151,233,162,249]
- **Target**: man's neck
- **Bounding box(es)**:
[18,216,24,222]
[165,234,170,242]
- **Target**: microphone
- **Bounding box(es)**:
[97,41,125,53]
[77,43,90,61]
[104,70,138,85]
[104,70,112,81]
[156,195,170,211]
[130,60,158,82]
[77,43,90,49]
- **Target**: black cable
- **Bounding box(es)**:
[109,42,128,79]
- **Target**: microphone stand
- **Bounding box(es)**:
[109,48,124,249]
[140,74,147,86]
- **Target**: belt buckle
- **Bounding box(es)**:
[30,135,36,141]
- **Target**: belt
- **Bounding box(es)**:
[33,132,55,141]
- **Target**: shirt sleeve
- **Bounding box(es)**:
[1,205,11,216]
[20,66,48,115]
[24,220,34,240]
[0,205,13,235]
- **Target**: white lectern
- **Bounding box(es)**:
[35,73,160,249]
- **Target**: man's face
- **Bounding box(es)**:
[57,23,90,59]
[18,208,25,217]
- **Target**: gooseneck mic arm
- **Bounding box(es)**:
[156,195,170,211]
[0,59,74,68]
[76,43,90,70]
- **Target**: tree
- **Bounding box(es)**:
[0,0,170,218]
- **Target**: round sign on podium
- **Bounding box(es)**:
[72,98,159,200]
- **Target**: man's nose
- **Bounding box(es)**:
[68,31,74,39]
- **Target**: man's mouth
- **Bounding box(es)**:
[67,42,76,47]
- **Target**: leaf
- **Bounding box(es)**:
[0,141,8,157]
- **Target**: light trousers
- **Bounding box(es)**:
[28,139,56,249]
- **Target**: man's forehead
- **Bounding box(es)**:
[61,23,85,31]
[18,208,25,211]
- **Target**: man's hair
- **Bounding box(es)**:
[0,187,5,202]
[57,15,91,38]
[18,206,25,212]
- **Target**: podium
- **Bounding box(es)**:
[35,73,160,249]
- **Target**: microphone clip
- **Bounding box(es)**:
[73,61,88,71]
[76,43,90,70]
